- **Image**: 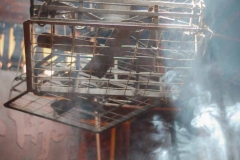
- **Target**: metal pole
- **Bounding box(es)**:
[95,111,101,160]
[110,127,116,160]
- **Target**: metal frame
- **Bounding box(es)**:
[5,90,154,132]
[5,0,209,133]
[23,20,205,97]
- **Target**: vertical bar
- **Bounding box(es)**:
[148,5,159,48]
[125,122,130,160]
[153,5,159,24]
[87,28,98,95]
[158,31,163,92]
[96,133,101,160]
[189,0,195,26]
[95,111,101,160]
[114,60,118,80]
[195,34,198,55]
[135,59,140,94]
[110,127,116,160]
[30,0,34,17]
[50,24,54,91]
[89,2,95,33]
[34,26,43,62]
[198,0,204,28]
[74,54,81,91]
[23,20,33,91]
[69,26,76,93]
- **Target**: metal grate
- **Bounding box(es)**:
[5,89,155,132]
[5,0,210,132]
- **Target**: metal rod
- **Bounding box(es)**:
[29,19,203,31]
[57,0,197,8]
[43,5,200,18]
[110,127,116,160]
[23,21,33,91]
[95,111,102,160]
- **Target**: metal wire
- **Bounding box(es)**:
[5,0,209,132]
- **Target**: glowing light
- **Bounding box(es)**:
[44,70,54,76]
[22,64,26,73]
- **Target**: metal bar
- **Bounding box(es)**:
[11,79,26,92]
[44,5,200,18]
[30,19,203,31]
[33,78,184,88]
[60,0,197,8]
[38,87,172,97]
[4,90,29,107]
[95,111,102,160]
[74,70,136,89]
[6,102,100,132]
[30,0,34,17]
[33,76,184,85]
[23,21,33,91]
[110,127,116,160]
[102,103,143,109]
[96,133,101,160]
[33,44,198,54]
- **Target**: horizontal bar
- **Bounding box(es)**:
[7,102,100,132]
[33,76,184,85]
[32,43,198,55]
[38,86,172,97]
[44,5,200,18]
[63,0,198,8]
[36,69,168,76]
[29,19,203,31]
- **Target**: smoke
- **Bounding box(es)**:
[170,0,240,159]
[16,1,240,159]
[226,103,240,160]
[175,87,229,160]
[128,0,240,159]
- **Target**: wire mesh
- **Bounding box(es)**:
[28,22,204,97]
[5,0,209,132]
[6,89,156,132]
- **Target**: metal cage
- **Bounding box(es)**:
[5,0,209,132]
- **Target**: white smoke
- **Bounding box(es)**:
[175,89,228,160]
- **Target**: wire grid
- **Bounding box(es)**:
[5,0,208,132]
[28,22,204,98]
[5,88,155,132]
[31,0,204,27]
[27,0,206,98]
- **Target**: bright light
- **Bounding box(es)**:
[44,70,54,76]
[22,64,26,73]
